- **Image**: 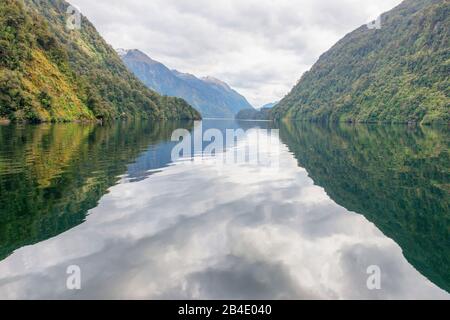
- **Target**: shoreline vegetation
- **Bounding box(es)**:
[235,108,448,126]
[2,117,448,127]
[276,116,450,126]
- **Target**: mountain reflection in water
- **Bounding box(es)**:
[0,120,448,299]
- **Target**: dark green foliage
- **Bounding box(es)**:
[273,0,450,124]
[236,108,272,120]
[38,90,52,109]
[0,0,201,121]
[279,121,450,292]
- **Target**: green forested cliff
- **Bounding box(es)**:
[273,0,449,124]
[0,0,201,122]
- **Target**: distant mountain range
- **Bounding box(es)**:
[118,49,253,118]
[273,0,449,124]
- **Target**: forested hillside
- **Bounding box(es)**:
[273,0,449,124]
[236,108,272,120]
[0,0,200,122]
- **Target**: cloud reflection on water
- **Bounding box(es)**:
[0,122,448,300]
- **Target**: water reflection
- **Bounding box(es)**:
[0,120,448,299]
[279,121,450,293]
[0,121,194,260]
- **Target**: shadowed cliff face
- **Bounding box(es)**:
[0,120,194,260]
[279,121,450,293]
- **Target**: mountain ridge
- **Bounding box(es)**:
[273,0,449,124]
[0,0,200,122]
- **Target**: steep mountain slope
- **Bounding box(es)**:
[273,0,449,124]
[0,0,200,122]
[119,49,253,118]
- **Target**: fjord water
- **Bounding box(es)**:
[0,120,448,299]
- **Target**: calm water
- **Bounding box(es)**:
[0,120,448,299]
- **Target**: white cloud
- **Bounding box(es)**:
[69,0,402,107]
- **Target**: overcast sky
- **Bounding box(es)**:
[70,0,402,107]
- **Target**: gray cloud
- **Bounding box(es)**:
[69,0,402,107]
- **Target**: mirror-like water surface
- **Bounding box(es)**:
[0,120,448,299]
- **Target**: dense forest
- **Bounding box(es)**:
[0,0,201,122]
[235,107,272,120]
[279,121,450,292]
[273,0,449,124]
